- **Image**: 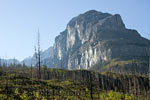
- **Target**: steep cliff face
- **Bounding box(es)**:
[51,10,149,71]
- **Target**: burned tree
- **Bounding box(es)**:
[34,46,38,78]
[42,65,48,80]
[31,63,33,79]
[0,57,2,75]
[148,39,150,88]
[36,29,41,79]
[34,29,42,79]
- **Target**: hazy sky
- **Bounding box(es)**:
[0,0,149,61]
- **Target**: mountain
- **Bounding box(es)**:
[0,58,20,66]
[22,47,53,67]
[22,10,149,73]
[48,10,149,73]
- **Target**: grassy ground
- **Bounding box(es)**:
[0,71,149,100]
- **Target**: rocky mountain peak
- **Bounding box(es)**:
[101,14,126,30]
[67,10,126,30]
[50,10,149,72]
[67,10,111,27]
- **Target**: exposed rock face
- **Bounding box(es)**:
[51,10,149,71]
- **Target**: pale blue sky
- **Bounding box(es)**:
[0,0,149,61]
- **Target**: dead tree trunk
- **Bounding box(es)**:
[149,40,150,90]
[31,64,33,79]
[37,29,41,79]
[89,73,94,100]
[35,46,38,78]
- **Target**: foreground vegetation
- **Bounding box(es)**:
[0,74,146,100]
[0,65,150,100]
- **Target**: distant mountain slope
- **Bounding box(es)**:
[48,10,149,73]
[0,58,20,66]
[22,47,53,67]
